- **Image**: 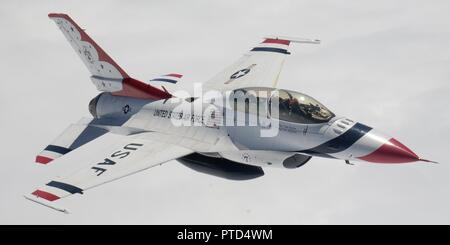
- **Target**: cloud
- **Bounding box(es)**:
[0,0,449,224]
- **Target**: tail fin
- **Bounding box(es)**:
[48,13,171,100]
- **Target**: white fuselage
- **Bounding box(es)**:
[90,90,419,168]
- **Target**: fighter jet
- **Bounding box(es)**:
[25,13,434,213]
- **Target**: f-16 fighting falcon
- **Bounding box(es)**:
[26,13,434,213]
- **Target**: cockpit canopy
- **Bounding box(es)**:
[231,87,335,124]
[275,89,335,124]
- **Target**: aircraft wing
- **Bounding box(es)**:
[203,36,320,92]
[25,132,193,213]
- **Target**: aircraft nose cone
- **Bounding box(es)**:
[358,138,419,163]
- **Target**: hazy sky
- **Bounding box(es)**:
[1,0,449,224]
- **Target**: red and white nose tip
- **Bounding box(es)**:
[330,120,435,164]
[358,138,421,163]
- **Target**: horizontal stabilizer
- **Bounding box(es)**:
[149,73,183,84]
[148,73,184,94]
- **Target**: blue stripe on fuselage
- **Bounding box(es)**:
[301,123,372,155]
